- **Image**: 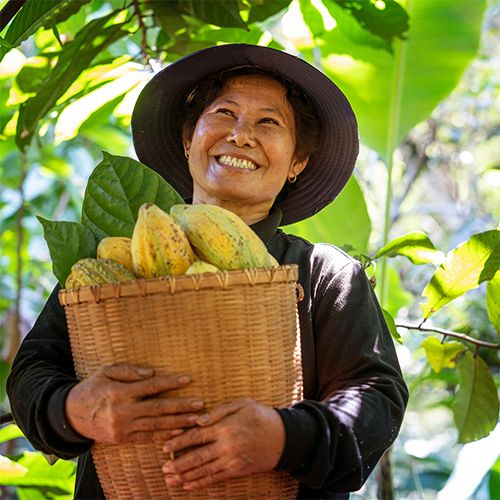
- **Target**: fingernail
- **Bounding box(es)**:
[190,400,204,410]
[138,367,153,377]
[171,429,184,436]
[166,475,180,485]
[179,375,191,384]
[163,444,173,453]
[162,465,172,473]
[187,415,198,424]
[197,413,210,424]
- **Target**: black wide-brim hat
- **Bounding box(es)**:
[132,44,359,226]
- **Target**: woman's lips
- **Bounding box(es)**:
[217,155,258,170]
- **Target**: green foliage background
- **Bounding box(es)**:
[0,0,499,498]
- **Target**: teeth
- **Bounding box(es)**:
[218,155,257,170]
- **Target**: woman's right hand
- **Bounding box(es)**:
[65,365,204,445]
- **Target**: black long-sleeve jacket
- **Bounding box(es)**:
[7,207,408,499]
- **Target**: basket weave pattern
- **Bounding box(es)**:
[59,265,303,500]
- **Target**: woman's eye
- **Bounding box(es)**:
[217,108,233,116]
[261,118,279,125]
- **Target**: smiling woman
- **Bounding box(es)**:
[7,43,408,500]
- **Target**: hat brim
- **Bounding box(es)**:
[131,44,359,226]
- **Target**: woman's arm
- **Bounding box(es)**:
[6,285,204,458]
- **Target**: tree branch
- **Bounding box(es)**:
[132,0,149,61]
[397,323,500,350]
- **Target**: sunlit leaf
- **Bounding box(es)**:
[37,217,98,287]
[15,11,129,151]
[421,230,500,318]
[374,231,444,265]
[0,455,27,479]
[2,451,76,491]
[54,69,150,144]
[7,56,52,106]
[180,0,248,30]
[382,308,401,344]
[316,0,486,160]
[81,152,185,240]
[453,351,499,443]
[487,271,500,337]
[421,336,465,373]
[0,424,24,443]
[282,176,371,254]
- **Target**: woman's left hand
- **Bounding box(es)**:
[161,398,286,490]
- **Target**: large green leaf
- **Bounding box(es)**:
[15,11,129,151]
[248,0,293,24]
[81,152,185,240]
[335,0,409,45]
[453,351,499,444]
[0,424,24,443]
[282,176,371,254]
[314,0,486,160]
[374,231,444,265]
[421,230,500,319]
[37,217,98,287]
[421,336,465,374]
[179,0,248,30]
[0,1,67,63]
[487,271,500,337]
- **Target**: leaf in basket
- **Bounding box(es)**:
[37,217,98,287]
[81,152,185,240]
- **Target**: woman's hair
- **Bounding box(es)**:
[179,66,322,164]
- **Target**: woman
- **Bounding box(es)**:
[7,44,408,499]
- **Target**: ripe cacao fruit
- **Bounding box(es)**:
[65,258,136,289]
[170,204,273,270]
[131,203,196,278]
[185,261,221,275]
[97,237,134,274]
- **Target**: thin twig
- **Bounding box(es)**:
[397,323,500,350]
[132,0,150,62]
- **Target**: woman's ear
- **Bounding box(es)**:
[290,156,309,178]
[183,137,191,158]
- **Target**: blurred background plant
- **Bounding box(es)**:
[0,0,499,499]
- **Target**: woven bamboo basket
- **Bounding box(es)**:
[59,264,303,500]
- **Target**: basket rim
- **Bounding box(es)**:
[59,264,298,306]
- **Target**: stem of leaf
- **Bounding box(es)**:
[379,32,407,309]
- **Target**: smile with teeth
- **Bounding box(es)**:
[218,155,258,170]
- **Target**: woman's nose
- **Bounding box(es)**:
[227,120,256,148]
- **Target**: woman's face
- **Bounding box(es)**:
[183,74,308,223]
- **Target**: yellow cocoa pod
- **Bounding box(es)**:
[170,204,273,270]
[97,237,134,274]
[65,258,136,289]
[132,202,196,278]
[185,261,221,275]
[268,254,280,267]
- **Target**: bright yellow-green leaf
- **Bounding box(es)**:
[453,351,499,444]
[0,455,28,479]
[421,230,500,318]
[421,336,465,373]
[374,231,444,265]
[487,271,500,337]
[382,308,402,344]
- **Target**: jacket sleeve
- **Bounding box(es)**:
[275,248,408,494]
[6,285,93,459]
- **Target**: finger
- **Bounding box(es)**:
[163,442,218,475]
[195,399,246,426]
[128,428,187,444]
[100,364,154,382]
[163,426,214,454]
[164,456,221,486]
[126,374,193,399]
[133,412,200,432]
[182,466,242,491]
[138,396,204,417]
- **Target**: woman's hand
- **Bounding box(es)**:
[65,365,204,444]
[161,398,286,490]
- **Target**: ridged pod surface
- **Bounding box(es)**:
[185,261,221,275]
[97,237,134,274]
[65,258,136,289]
[132,203,195,278]
[170,204,273,270]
